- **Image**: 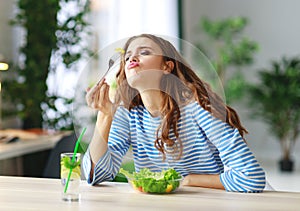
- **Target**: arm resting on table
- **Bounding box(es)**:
[182,174,225,190]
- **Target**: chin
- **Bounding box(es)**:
[127,70,162,91]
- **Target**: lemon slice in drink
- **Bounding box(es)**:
[61,165,81,179]
[60,156,81,179]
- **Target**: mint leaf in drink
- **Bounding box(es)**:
[61,156,80,169]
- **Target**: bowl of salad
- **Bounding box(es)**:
[119,168,182,194]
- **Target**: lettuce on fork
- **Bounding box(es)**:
[119,168,182,193]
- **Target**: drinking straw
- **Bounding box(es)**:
[64,127,87,193]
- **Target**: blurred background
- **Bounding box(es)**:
[0,0,299,192]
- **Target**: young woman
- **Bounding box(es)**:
[83,34,266,192]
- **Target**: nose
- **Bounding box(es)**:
[129,54,139,62]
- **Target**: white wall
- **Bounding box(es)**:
[0,0,15,61]
[183,0,300,166]
[0,0,20,128]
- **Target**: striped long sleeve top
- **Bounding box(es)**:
[83,101,266,192]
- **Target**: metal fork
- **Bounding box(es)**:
[103,52,121,78]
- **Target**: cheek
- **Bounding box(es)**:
[142,56,164,69]
[149,61,164,70]
[125,68,129,77]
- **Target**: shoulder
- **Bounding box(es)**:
[182,101,230,130]
[113,106,130,122]
[181,101,198,110]
[180,101,208,117]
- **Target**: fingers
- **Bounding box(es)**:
[86,79,112,111]
[86,79,104,106]
[100,81,110,103]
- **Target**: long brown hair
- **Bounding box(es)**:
[114,34,248,159]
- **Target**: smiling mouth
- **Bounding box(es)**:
[128,62,139,69]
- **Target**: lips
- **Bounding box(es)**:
[127,62,139,69]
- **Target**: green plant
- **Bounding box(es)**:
[248,56,300,165]
[195,16,259,104]
[4,0,60,129]
[3,0,91,130]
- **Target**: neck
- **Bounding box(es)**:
[140,90,162,117]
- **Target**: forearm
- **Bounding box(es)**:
[89,112,113,173]
[182,174,225,190]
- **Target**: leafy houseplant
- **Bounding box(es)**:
[248,57,300,171]
[195,17,259,104]
[3,0,91,130]
[4,0,60,129]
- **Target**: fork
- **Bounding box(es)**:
[103,52,121,79]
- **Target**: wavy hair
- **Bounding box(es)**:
[114,34,248,160]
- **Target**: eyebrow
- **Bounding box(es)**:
[125,46,154,55]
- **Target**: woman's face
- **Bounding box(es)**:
[124,37,166,91]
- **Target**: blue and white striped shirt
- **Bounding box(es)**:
[83,101,266,192]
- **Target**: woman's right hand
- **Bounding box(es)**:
[85,78,114,116]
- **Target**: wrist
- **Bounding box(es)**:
[96,111,113,125]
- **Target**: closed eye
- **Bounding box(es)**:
[140,49,151,56]
[124,47,154,61]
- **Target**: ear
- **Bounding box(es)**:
[163,60,174,74]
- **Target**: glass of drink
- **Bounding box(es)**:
[60,152,81,202]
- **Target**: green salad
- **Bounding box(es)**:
[119,168,182,194]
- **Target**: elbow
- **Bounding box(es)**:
[237,171,266,193]
[242,177,266,193]
[221,169,266,193]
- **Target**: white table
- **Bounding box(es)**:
[0,176,299,211]
[0,131,71,160]
[0,131,71,176]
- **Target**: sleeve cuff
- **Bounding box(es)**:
[82,148,110,185]
[220,170,265,193]
[82,149,93,184]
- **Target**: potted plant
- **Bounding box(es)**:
[248,56,300,171]
[195,16,259,104]
[2,0,91,130]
